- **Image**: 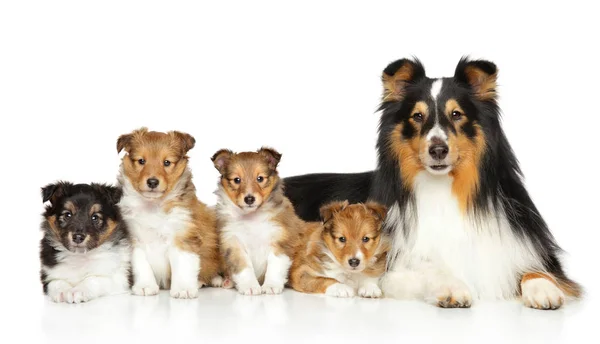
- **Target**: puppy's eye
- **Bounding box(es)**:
[412,113,423,122]
[233,178,241,184]
[362,237,370,243]
[452,110,463,121]
[91,214,99,222]
[257,176,264,183]
[64,211,72,218]
[164,160,171,167]
[138,159,146,165]
[339,237,346,243]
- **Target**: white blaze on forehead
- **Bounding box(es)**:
[430,79,443,101]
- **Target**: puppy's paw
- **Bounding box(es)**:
[358,284,382,298]
[261,284,284,295]
[210,275,224,288]
[47,281,72,303]
[522,278,565,310]
[236,282,262,296]
[222,278,235,289]
[65,288,92,304]
[170,288,199,299]
[132,284,160,296]
[325,283,355,298]
[428,282,472,308]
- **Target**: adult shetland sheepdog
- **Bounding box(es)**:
[284,57,581,309]
[212,147,304,295]
[117,127,224,299]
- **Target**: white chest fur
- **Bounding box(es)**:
[221,211,281,280]
[119,185,192,287]
[389,172,543,300]
[44,242,130,286]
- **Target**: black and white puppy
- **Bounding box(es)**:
[40,182,132,303]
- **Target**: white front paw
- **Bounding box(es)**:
[237,281,262,296]
[428,281,472,308]
[358,284,382,298]
[325,283,355,298]
[170,287,199,299]
[261,283,284,295]
[132,283,160,296]
[47,281,72,303]
[522,278,565,310]
[65,288,92,304]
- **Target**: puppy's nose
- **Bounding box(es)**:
[147,178,159,189]
[429,143,449,160]
[72,233,86,244]
[348,258,360,268]
[244,195,256,205]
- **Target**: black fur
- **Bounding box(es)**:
[39,181,131,293]
[284,57,579,290]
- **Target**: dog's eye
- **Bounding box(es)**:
[412,113,423,122]
[339,237,346,243]
[64,211,72,218]
[257,176,264,183]
[164,160,171,167]
[362,237,370,243]
[138,159,146,165]
[233,178,241,184]
[91,214,99,222]
[452,110,463,121]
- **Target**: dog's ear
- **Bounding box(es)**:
[117,127,147,154]
[91,183,123,205]
[319,200,349,228]
[42,181,72,204]
[211,149,233,174]
[364,201,388,225]
[382,57,426,102]
[257,147,282,170]
[454,57,498,101]
[170,131,196,156]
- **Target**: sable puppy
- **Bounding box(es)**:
[117,127,225,299]
[40,182,131,304]
[289,201,389,298]
[212,147,304,295]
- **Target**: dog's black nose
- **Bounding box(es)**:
[147,178,159,189]
[348,258,360,267]
[429,144,449,160]
[244,195,256,205]
[72,233,86,244]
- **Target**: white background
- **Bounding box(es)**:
[1,1,598,343]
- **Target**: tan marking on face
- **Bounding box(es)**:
[98,218,117,245]
[388,123,424,189]
[89,204,102,216]
[63,201,76,214]
[46,215,61,238]
[118,128,195,199]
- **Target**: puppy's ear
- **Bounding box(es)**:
[91,183,123,205]
[117,127,148,153]
[171,131,196,155]
[382,57,426,102]
[319,200,349,227]
[454,57,498,101]
[211,149,233,174]
[41,181,72,204]
[364,201,388,224]
[257,147,282,170]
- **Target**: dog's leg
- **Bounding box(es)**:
[520,272,566,310]
[224,238,261,296]
[261,252,292,295]
[131,246,159,296]
[168,247,200,299]
[65,275,124,304]
[358,276,383,298]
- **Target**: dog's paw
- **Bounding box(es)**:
[325,283,355,298]
[428,282,472,308]
[65,288,92,304]
[236,282,262,296]
[170,288,199,299]
[47,281,72,303]
[261,284,284,295]
[132,284,160,296]
[522,278,565,310]
[358,284,382,298]
[222,278,235,289]
[210,275,224,288]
